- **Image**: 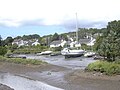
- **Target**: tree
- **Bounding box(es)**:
[0,46,7,56]
[22,34,40,40]
[38,37,42,43]
[0,36,6,46]
[105,20,120,61]
[31,34,40,39]
[52,33,59,41]
[11,43,18,52]
[78,28,88,39]
[60,34,68,41]
[40,38,47,46]
[14,36,22,39]
[0,35,2,46]
[4,36,13,46]
[96,20,120,61]
[94,35,104,51]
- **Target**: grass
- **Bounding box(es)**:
[0,56,47,65]
[86,60,120,75]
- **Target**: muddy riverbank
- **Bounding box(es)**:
[0,62,120,90]
[65,70,120,90]
[0,83,14,90]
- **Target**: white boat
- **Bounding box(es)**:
[37,51,53,55]
[61,48,85,58]
[84,51,96,57]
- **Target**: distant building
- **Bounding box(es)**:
[32,39,40,46]
[87,38,96,46]
[78,38,96,46]
[12,39,40,47]
[79,39,91,45]
[50,40,66,48]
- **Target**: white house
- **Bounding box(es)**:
[12,39,40,47]
[87,38,96,46]
[50,40,66,48]
[12,39,26,47]
[32,39,40,46]
[73,38,96,48]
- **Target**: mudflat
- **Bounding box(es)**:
[0,83,14,90]
[0,62,120,90]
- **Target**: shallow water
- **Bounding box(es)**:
[0,72,64,90]
[27,55,96,69]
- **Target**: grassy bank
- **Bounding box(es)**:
[0,56,47,65]
[86,60,120,75]
[13,45,48,54]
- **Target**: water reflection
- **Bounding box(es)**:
[0,73,64,90]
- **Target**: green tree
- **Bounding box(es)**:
[78,28,88,39]
[0,35,2,46]
[105,20,120,61]
[14,36,22,39]
[94,35,104,51]
[11,43,18,52]
[52,33,59,41]
[60,34,68,41]
[0,46,7,56]
[22,34,40,40]
[96,20,120,61]
[4,36,13,46]
[41,38,47,46]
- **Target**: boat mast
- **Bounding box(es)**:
[76,13,79,43]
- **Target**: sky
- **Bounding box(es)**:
[0,0,120,39]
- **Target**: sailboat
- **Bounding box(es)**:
[61,48,84,58]
[61,13,85,58]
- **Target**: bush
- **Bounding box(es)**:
[0,46,7,56]
[86,60,120,75]
[0,56,47,65]
[5,50,13,57]
[13,45,48,54]
[106,64,120,75]
[52,46,62,51]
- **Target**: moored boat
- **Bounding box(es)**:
[50,52,61,56]
[37,51,53,55]
[61,48,85,58]
[61,13,85,58]
[84,51,96,57]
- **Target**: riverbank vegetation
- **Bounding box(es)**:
[86,60,120,75]
[86,20,120,75]
[0,56,47,65]
[13,45,48,54]
[94,20,120,61]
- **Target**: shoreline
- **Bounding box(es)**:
[0,62,120,90]
[0,83,14,90]
[65,69,120,81]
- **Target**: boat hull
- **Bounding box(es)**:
[84,52,96,57]
[37,51,52,55]
[64,53,84,58]
[61,48,84,58]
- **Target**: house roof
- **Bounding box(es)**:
[50,40,61,45]
[78,39,91,44]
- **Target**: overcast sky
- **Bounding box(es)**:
[0,0,120,39]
